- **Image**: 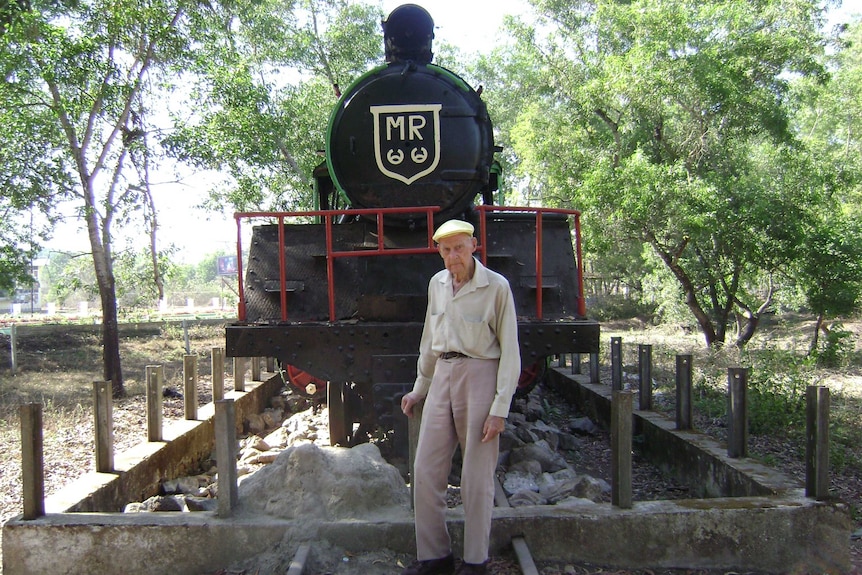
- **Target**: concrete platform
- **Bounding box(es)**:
[2,368,852,574]
[2,492,849,574]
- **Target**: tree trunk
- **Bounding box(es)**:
[99,279,124,398]
[85,187,125,398]
[808,312,824,356]
[734,314,760,349]
[649,236,717,346]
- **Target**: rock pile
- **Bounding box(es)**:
[125,382,610,515]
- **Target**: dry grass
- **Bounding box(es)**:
[0,320,228,525]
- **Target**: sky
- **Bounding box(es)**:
[44,0,860,264]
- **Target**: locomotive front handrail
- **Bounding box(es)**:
[234,205,585,322]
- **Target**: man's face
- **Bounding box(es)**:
[437,233,477,278]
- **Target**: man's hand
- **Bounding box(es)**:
[401,391,423,417]
[481,415,505,443]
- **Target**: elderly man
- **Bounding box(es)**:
[400,219,521,575]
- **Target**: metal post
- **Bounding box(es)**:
[20,403,44,519]
[212,347,225,402]
[215,399,238,517]
[146,365,164,442]
[638,344,652,411]
[611,390,633,509]
[589,353,600,384]
[265,356,275,372]
[611,337,622,391]
[727,368,748,458]
[557,353,567,368]
[251,356,262,381]
[93,381,114,472]
[234,357,247,392]
[805,385,830,499]
[571,352,582,375]
[675,354,693,430]
[184,355,198,420]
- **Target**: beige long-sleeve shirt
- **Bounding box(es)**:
[413,258,521,418]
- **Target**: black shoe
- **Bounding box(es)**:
[401,554,455,575]
[455,560,488,575]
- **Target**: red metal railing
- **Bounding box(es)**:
[234,205,585,322]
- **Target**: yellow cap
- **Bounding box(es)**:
[432,220,474,242]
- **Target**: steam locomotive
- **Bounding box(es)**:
[224,4,600,451]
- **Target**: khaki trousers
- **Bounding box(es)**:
[413,356,499,564]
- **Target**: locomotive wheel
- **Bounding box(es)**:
[328,381,352,447]
[515,357,549,398]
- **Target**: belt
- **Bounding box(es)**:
[440,351,469,360]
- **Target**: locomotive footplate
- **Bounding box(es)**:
[225,319,600,384]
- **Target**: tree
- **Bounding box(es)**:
[163,0,383,213]
[489,0,841,347]
[0,0,210,395]
[789,19,862,350]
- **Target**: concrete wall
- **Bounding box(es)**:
[45,373,284,513]
[545,369,799,498]
[2,493,850,574]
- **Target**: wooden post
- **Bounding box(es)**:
[675,354,693,430]
[146,365,164,442]
[638,344,652,411]
[571,352,582,375]
[611,390,633,509]
[183,355,198,420]
[611,336,622,391]
[805,385,830,499]
[10,324,17,375]
[93,381,114,472]
[234,357,247,392]
[215,399,238,517]
[727,368,748,458]
[212,347,225,402]
[589,352,600,384]
[182,319,190,354]
[20,403,44,519]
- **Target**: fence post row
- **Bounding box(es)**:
[805,385,830,499]
[93,380,114,473]
[727,367,748,458]
[675,354,693,430]
[571,352,582,375]
[234,357,247,392]
[611,336,623,391]
[146,365,164,442]
[184,355,198,420]
[215,399,238,517]
[212,347,225,401]
[611,390,633,509]
[251,356,262,382]
[589,352,600,384]
[638,344,652,411]
[20,403,44,520]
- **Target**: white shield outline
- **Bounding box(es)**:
[371,104,442,185]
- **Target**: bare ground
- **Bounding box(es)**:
[0,317,860,574]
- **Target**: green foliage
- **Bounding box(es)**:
[811,324,855,368]
[163,0,384,213]
[487,0,857,348]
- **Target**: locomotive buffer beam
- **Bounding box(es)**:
[225,319,600,385]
